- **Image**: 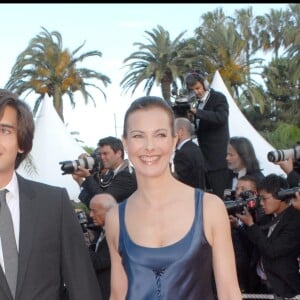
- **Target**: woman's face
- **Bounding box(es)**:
[226,143,244,172]
[123,107,177,178]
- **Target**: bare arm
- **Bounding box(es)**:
[105,206,128,300]
[203,193,242,300]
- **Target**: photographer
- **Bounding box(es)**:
[72,136,137,206]
[186,71,230,198]
[227,175,262,293]
[269,147,300,211]
[237,174,300,299]
[268,142,300,188]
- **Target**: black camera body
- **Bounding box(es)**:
[224,190,258,215]
[59,151,101,175]
[172,88,198,118]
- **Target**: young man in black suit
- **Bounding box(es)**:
[173,117,206,189]
[187,71,230,198]
[0,89,101,300]
[237,174,300,299]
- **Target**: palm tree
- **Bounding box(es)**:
[195,8,266,112]
[254,8,288,60]
[120,25,198,106]
[5,27,111,122]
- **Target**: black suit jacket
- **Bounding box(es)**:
[194,88,229,171]
[173,139,206,189]
[89,229,111,300]
[226,169,265,191]
[0,174,102,300]
[246,206,300,297]
[79,165,137,205]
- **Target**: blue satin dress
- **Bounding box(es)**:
[118,188,214,300]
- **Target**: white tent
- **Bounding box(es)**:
[17,97,84,200]
[210,70,284,176]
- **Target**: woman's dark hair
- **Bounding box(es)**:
[0,89,34,169]
[229,136,261,174]
[122,96,175,138]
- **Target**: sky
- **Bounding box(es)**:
[0,3,289,148]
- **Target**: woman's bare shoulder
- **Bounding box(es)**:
[203,192,226,211]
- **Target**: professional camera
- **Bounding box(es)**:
[267,142,300,163]
[224,190,258,215]
[277,186,300,200]
[172,88,198,118]
[59,151,101,175]
[76,209,88,233]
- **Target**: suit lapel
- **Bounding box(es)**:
[15,175,39,298]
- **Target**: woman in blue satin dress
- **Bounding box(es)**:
[105,96,241,300]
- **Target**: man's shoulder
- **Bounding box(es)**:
[17,173,67,194]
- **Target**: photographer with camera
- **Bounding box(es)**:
[268,142,300,188]
[71,136,137,207]
[227,175,262,294]
[186,71,230,198]
[268,143,300,211]
[236,174,300,299]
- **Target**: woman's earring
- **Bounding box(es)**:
[128,160,133,173]
[170,151,175,174]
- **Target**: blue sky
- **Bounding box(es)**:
[0,3,289,147]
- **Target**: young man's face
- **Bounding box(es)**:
[98,145,121,170]
[0,105,22,179]
[189,81,206,98]
[259,190,282,215]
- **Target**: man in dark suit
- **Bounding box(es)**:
[88,193,117,300]
[237,174,300,299]
[173,117,206,189]
[187,71,230,198]
[0,89,102,300]
[72,136,137,205]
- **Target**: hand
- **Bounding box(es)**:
[236,208,254,227]
[190,107,197,115]
[229,215,240,228]
[71,166,91,186]
[273,157,294,175]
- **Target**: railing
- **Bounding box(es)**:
[242,294,300,299]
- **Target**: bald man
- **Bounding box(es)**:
[88,194,117,300]
[173,117,206,189]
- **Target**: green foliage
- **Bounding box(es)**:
[5,27,111,122]
[264,123,300,148]
[71,200,89,214]
[83,145,96,155]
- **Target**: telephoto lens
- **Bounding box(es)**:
[59,156,96,175]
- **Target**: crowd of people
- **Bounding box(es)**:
[0,68,299,300]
